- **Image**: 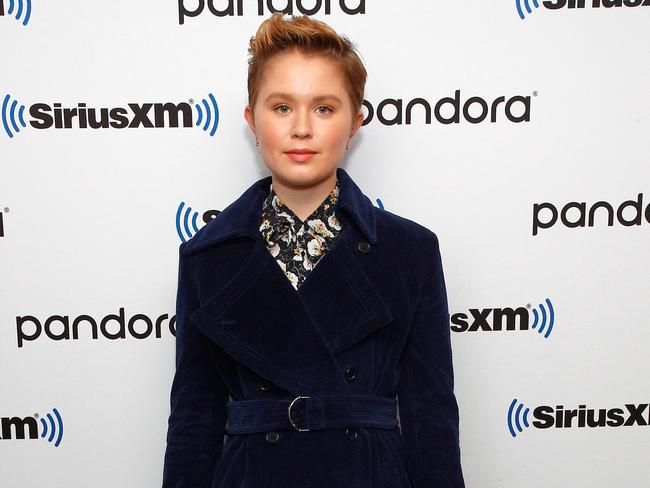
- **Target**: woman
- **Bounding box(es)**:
[162,12,465,488]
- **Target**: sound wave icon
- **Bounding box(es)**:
[1,94,27,138]
[531,298,555,339]
[194,93,219,137]
[176,201,201,243]
[507,399,530,438]
[2,0,32,26]
[516,0,540,20]
[39,407,64,447]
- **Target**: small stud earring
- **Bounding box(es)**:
[345,141,350,151]
[255,138,260,152]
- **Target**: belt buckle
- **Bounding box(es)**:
[288,395,311,432]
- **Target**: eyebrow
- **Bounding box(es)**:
[264,92,343,104]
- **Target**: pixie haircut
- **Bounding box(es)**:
[247,12,367,119]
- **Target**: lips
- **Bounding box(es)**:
[285,149,317,162]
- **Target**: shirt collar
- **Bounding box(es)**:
[260,180,340,246]
[263,179,339,224]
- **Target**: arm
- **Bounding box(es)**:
[162,243,230,488]
[397,231,465,488]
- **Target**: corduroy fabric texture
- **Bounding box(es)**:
[162,167,465,488]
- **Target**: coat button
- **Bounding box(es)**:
[345,427,358,440]
[257,381,272,391]
[345,367,357,381]
[357,242,371,253]
[265,431,280,443]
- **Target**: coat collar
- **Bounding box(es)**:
[183,166,377,256]
[184,167,392,397]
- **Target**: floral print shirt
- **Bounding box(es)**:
[259,180,342,290]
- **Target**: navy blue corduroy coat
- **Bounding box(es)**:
[162,167,465,488]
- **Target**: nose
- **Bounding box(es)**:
[292,108,312,139]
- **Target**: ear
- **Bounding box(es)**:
[350,111,364,137]
[244,105,256,134]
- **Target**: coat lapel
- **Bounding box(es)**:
[185,168,394,396]
[297,224,394,356]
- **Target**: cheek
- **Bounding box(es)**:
[321,124,349,148]
[256,115,285,146]
[259,127,283,148]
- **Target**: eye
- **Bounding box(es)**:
[274,104,291,114]
[317,106,333,115]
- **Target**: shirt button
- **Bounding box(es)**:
[345,367,357,381]
[345,427,358,440]
[357,242,370,253]
[265,431,280,443]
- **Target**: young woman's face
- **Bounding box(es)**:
[245,50,363,188]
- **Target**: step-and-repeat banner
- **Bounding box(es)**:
[1,1,648,486]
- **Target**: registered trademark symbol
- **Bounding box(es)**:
[526,303,532,309]
[188,98,194,104]
[34,413,39,418]
[3,207,9,213]
[532,91,538,97]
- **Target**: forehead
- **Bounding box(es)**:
[258,51,348,100]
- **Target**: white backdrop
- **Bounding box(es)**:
[1,1,649,487]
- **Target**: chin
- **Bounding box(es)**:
[269,162,336,187]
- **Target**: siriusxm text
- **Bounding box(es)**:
[28,102,193,130]
[533,403,650,428]
[544,0,650,9]
[0,416,38,440]
[450,307,529,333]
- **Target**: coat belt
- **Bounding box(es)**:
[225,394,398,434]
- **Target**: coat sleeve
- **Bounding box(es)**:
[396,231,466,488]
[162,243,230,488]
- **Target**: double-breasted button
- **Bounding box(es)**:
[345,367,357,381]
[357,242,371,254]
[265,431,280,443]
[345,427,358,440]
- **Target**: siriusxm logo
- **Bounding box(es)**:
[16,308,176,348]
[451,298,555,338]
[176,197,386,243]
[2,94,27,138]
[517,0,649,20]
[508,399,650,437]
[178,0,365,25]
[1,93,220,138]
[0,408,63,447]
[533,193,649,236]
[362,91,533,126]
[176,202,221,242]
[0,0,32,26]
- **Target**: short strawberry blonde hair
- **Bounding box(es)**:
[247,12,367,118]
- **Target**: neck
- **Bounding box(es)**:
[270,170,338,222]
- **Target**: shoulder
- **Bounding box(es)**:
[370,205,445,299]
[372,204,440,252]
